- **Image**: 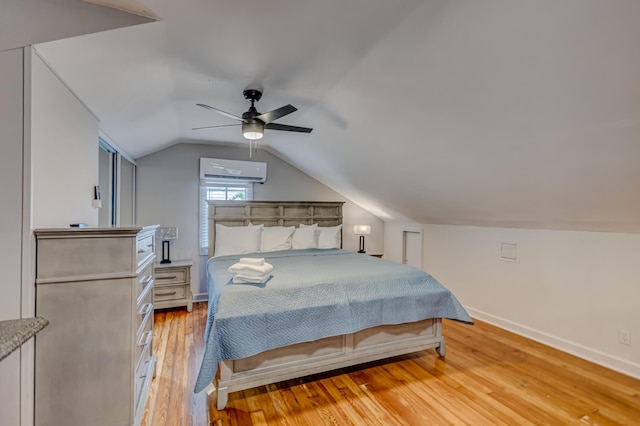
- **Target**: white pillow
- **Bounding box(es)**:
[292,224,318,249]
[301,223,342,249]
[260,226,295,252]
[318,224,342,249]
[214,224,263,256]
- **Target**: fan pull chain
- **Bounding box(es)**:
[249,138,257,158]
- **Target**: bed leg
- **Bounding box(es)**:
[436,339,446,357]
[216,386,229,410]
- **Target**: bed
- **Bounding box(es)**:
[195,201,472,410]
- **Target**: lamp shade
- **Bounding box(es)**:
[353,225,371,235]
[157,226,178,241]
[242,121,264,140]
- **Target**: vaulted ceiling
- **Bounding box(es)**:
[26,0,640,231]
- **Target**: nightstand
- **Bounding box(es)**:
[154,260,193,312]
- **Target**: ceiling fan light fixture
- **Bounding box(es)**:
[242,121,264,140]
[195,89,312,145]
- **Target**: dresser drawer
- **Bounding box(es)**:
[134,326,153,407]
[136,285,153,337]
[134,351,151,410]
[134,337,154,409]
[154,284,186,302]
[155,268,187,285]
[135,310,153,369]
[137,233,155,265]
[136,262,154,299]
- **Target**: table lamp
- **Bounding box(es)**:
[157,227,178,264]
[353,225,371,254]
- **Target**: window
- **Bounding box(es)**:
[199,180,253,254]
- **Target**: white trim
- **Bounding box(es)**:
[400,225,423,233]
[192,292,209,303]
[465,306,640,380]
[21,45,35,426]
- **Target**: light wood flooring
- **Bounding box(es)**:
[142,302,640,425]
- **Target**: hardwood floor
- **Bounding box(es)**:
[142,303,640,425]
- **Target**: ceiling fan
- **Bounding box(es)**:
[193,88,313,140]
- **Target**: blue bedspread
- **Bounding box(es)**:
[194,249,472,393]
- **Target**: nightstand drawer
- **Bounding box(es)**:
[154,259,193,312]
[155,268,186,285]
[154,284,186,302]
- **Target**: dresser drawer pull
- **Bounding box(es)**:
[157,275,177,280]
[137,330,152,347]
[156,291,177,297]
[138,303,153,316]
[138,359,151,379]
[140,275,153,285]
[137,249,145,254]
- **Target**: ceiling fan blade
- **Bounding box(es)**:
[196,104,245,122]
[192,123,242,131]
[256,104,297,124]
[265,123,313,133]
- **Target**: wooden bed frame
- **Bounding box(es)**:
[207,201,445,410]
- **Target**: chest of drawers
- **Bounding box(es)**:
[34,226,158,426]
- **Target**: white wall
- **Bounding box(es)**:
[0,47,26,426]
[136,142,384,299]
[30,51,99,228]
[385,222,640,379]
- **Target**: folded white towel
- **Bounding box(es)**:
[239,257,265,266]
[232,273,271,284]
[228,262,273,276]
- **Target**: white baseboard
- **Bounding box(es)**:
[192,292,208,303]
[465,306,640,380]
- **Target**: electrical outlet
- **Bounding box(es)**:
[619,329,631,346]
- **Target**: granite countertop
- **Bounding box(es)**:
[0,317,49,362]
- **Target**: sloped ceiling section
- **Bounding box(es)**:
[34,0,640,232]
[274,0,640,231]
[0,0,154,52]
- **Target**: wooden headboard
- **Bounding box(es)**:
[207,201,344,258]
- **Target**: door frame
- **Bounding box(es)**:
[401,227,423,269]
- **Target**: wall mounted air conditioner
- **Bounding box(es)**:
[199,157,267,183]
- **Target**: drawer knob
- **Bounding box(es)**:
[156,291,177,297]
